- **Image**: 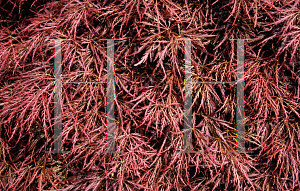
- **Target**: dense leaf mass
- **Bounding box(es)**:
[0,0,300,190]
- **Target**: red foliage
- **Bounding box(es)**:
[0,0,299,190]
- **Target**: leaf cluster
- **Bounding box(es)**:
[0,0,299,190]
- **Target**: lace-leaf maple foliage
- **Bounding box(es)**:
[0,0,299,190]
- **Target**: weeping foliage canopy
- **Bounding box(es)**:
[0,0,300,190]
